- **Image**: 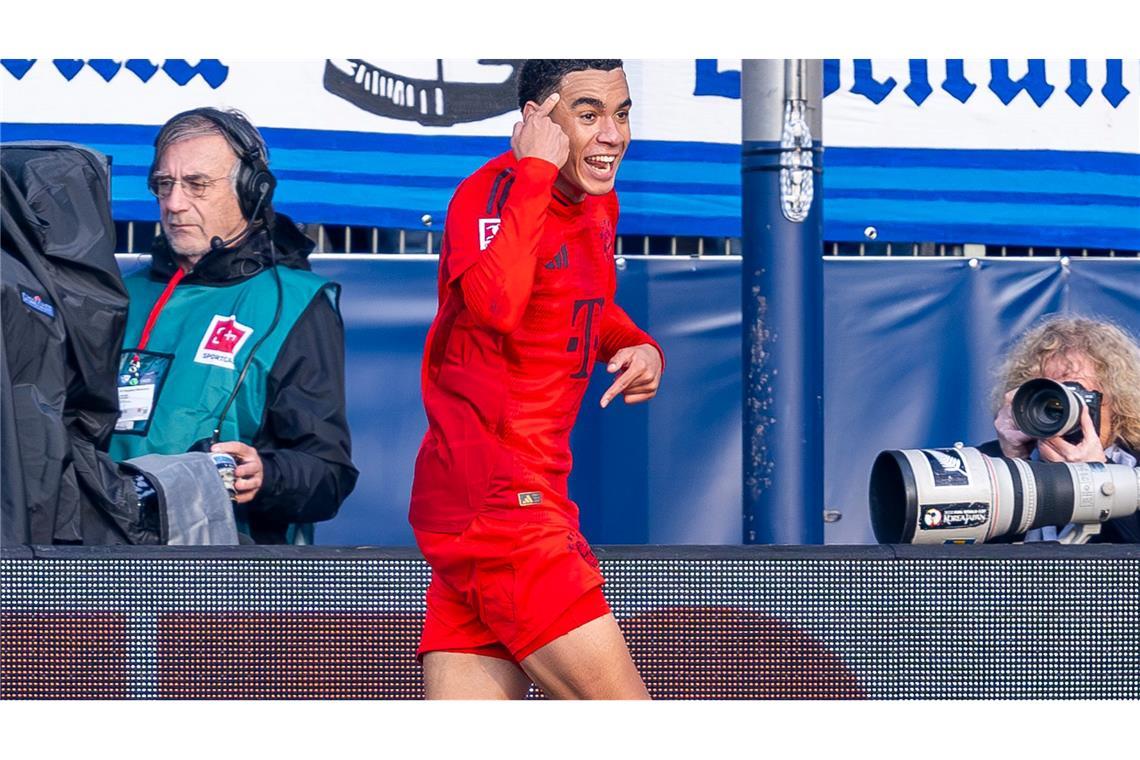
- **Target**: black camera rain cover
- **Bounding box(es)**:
[1,141,154,544]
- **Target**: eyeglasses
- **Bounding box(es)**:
[147,175,231,199]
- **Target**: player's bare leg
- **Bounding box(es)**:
[422,651,533,700]
[520,613,650,699]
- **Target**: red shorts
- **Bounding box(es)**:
[414,507,609,663]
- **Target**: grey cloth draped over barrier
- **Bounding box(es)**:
[127,454,239,545]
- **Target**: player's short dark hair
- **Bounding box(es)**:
[517,60,624,109]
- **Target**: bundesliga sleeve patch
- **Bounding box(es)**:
[194,315,254,369]
[478,218,501,250]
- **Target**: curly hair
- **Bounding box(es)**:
[517,60,623,109]
[992,315,1140,449]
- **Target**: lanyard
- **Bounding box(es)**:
[137,267,186,352]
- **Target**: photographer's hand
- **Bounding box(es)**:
[1038,405,1107,463]
[995,389,1036,458]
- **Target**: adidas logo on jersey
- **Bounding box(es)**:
[544,245,569,270]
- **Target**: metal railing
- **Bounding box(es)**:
[113,221,1138,258]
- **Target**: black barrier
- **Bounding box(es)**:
[3,545,1139,699]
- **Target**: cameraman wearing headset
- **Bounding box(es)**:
[108,108,357,544]
[986,315,1140,542]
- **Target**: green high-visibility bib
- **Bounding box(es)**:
[109,266,336,460]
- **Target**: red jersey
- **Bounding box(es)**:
[409,152,661,533]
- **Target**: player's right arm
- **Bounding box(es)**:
[445,94,568,334]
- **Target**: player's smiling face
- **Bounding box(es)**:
[548,67,631,200]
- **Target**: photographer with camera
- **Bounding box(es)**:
[986,315,1140,543]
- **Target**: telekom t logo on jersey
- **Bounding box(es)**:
[566,298,605,379]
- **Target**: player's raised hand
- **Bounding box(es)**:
[511,93,569,168]
[600,344,663,409]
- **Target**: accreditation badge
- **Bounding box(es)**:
[114,349,174,435]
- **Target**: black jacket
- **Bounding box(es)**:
[1,143,157,545]
[978,439,1140,543]
[143,214,358,544]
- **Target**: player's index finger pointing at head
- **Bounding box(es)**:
[536,92,560,116]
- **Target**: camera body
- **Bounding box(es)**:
[1012,378,1102,445]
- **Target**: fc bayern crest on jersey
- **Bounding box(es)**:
[194,315,254,369]
[478,218,501,250]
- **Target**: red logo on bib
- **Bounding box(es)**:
[206,318,247,354]
[195,315,254,369]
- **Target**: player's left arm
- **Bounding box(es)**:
[596,194,663,408]
[598,304,664,408]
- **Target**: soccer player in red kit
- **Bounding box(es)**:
[409,60,663,699]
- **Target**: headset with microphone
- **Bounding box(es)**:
[153,108,286,451]
[152,107,278,223]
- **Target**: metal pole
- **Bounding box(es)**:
[741,60,825,544]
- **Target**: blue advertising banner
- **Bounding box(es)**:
[168,255,1139,547]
